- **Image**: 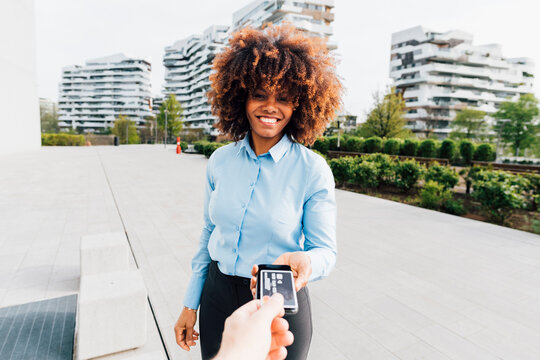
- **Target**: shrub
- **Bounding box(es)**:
[351,161,379,188]
[439,139,457,161]
[327,136,339,151]
[393,160,425,191]
[194,140,210,154]
[361,153,395,186]
[328,157,355,185]
[472,170,528,223]
[459,140,475,164]
[312,137,330,154]
[383,139,401,155]
[363,136,383,153]
[420,181,452,209]
[180,141,188,151]
[344,136,363,153]
[417,139,438,158]
[441,198,466,215]
[400,139,419,156]
[473,143,495,162]
[424,162,459,190]
[203,142,224,158]
[41,133,85,146]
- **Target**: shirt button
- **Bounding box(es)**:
[232,248,237,254]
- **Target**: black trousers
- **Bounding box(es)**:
[199,261,313,360]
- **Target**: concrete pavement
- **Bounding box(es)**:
[1,145,539,359]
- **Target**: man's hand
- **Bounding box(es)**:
[250,252,312,297]
[174,307,199,351]
[215,293,294,360]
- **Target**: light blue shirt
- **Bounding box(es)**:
[184,133,337,309]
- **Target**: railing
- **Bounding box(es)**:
[472,161,540,174]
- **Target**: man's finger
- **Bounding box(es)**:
[233,299,261,318]
[270,330,294,350]
[254,293,285,321]
[271,317,289,333]
[251,264,259,277]
[267,346,288,360]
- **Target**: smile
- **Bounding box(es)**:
[257,116,280,125]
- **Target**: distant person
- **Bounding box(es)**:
[214,293,293,360]
[175,23,342,359]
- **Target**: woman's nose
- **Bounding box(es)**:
[262,96,278,112]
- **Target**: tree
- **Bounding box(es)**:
[157,94,183,143]
[494,93,539,156]
[40,103,59,133]
[112,115,140,144]
[359,88,407,138]
[450,107,487,140]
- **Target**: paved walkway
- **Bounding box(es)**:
[1,145,540,359]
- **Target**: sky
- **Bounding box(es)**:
[36,0,540,121]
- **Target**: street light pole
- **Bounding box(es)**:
[164,109,168,149]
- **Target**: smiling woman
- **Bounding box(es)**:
[174,24,342,360]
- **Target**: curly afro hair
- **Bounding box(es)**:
[207,24,342,145]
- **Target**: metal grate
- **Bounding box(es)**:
[0,294,77,360]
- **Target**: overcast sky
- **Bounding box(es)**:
[36,0,540,120]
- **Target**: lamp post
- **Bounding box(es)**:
[164,109,168,148]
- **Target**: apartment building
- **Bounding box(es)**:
[390,26,535,137]
[58,53,153,132]
[162,25,229,135]
[232,0,336,49]
[161,1,336,136]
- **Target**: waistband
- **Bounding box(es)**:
[210,260,251,286]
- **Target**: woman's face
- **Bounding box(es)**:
[245,88,293,144]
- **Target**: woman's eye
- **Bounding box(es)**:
[252,93,265,99]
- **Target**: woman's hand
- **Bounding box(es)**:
[174,307,199,351]
[250,252,312,297]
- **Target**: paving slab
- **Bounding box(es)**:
[2,145,540,359]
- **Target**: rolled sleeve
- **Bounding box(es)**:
[303,158,337,281]
[183,155,216,309]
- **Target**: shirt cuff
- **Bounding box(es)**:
[306,247,336,282]
[183,273,207,310]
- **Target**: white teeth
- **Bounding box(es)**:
[260,117,277,124]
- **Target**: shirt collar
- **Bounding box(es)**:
[236,133,293,163]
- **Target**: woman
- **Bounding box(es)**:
[174,24,342,360]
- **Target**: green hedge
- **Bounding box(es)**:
[344,137,364,153]
[417,139,437,158]
[400,139,419,156]
[473,143,496,162]
[459,140,475,164]
[383,139,401,155]
[439,139,457,160]
[363,137,383,153]
[41,133,85,146]
[328,153,424,192]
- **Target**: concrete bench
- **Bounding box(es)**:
[77,270,148,360]
[80,232,130,276]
